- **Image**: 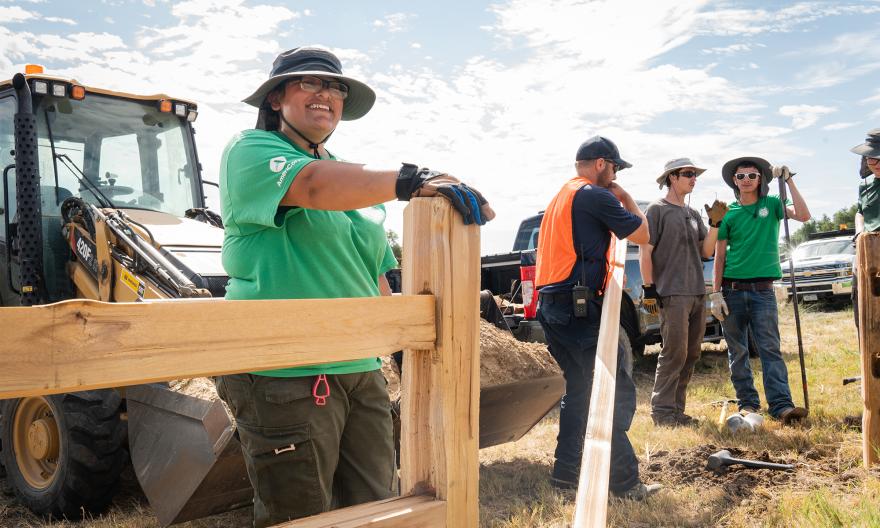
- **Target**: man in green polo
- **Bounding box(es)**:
[711,156,811,423]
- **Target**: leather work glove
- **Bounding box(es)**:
[709,291,729,322]
[704,200,729,228]
[641,284,662,315]
[395,163,495,225]
[771,165,795,182]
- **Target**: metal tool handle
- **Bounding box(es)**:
[730,456,794,470]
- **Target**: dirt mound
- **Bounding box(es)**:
[641,444,796,499]
[168,378,220,400]
[478,320,559,386]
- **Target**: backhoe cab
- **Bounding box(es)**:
[0,66,250,525]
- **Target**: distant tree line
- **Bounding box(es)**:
[790,204,857,246]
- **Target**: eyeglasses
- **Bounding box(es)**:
[867,157,880,166]
[289,76,349,100]
[603,159,621,173]
[676,170,698,179]
[735,172,760,180]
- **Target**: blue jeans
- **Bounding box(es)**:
[536,293,639,494]
[721,288,795,418]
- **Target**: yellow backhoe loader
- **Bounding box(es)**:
[0,66,562,526]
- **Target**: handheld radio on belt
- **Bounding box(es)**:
[572,244,592,318]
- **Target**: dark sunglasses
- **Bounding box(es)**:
[867,157,880,165]
[735,172,760,180]
[603,159,621,173]
[676,170,698,178]
[289,75,349,100]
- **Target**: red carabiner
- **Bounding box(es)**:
[312,374,330,406]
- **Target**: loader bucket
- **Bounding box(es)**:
[125,384,252,526]
[479,375,564,448]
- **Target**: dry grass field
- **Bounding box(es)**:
[1,302,876,527]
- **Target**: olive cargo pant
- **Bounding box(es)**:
[215,370,397,528]
[651,294,705,420]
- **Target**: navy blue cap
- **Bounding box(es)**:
[575,136,632,170]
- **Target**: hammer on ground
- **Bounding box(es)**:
[706,449,795,471]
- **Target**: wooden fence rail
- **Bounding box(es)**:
[0,198,479,528]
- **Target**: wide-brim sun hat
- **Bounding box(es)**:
[721,156,772,197]
[850,128,880,158]
[244,45,376,121]
[656,158,706,189]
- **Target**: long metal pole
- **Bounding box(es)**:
[778,175,809,411]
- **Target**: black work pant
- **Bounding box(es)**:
[536,292,640,493]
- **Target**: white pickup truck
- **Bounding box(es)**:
[776,233,855,303]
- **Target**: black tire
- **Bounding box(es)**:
[0,390,127,520]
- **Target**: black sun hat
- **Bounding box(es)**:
[244,46,376,121]
[850,128,880,159]
[721,156,772,198]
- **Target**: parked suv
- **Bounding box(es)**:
[775,232,855,303]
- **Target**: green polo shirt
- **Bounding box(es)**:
[220,129,398,377]
[718,195,789,280]
[858,175,880,233]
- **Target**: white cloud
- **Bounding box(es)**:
[822,122,859,131]
[410,42,422,49]
[794,60,880,90]
[373,12,414,33]
[701,42,764,56]
[779,104,836,129]
[696,3,880,36]
[0,5,37,22]
[44,16,76,25]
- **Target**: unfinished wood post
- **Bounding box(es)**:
[857,232,880,467]
[573,236,628,528]
[400,198,480,528]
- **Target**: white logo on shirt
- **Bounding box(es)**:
[269,156,287,173]
[758,207,769,218]
[690,218,698,231]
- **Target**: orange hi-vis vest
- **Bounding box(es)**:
[535,176,614,292]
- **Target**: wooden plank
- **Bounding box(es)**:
[0,295,434,398]
[274,495,445,527]
[858,232,880,467]
[400,198,480,528]
[573,236,628,528]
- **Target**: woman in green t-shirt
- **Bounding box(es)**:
[216,46,494,527]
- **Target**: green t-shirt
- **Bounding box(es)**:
[717,195,788,280]
[858,176,880,233]
[220,129,399,377]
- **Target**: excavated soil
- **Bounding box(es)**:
[478,320,560,386]
[171,320,559,405]
[641,444,796,499]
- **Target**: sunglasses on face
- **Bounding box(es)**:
[603,159,621,173]
[676,170,698,179]
[290,76,349,100]
[735,172,760,180]
[867,157,880,166]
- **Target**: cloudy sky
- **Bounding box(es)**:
[2,0,879,254]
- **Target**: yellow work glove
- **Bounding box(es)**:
[704,200,729,228]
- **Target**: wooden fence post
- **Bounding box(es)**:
[858,232,880,467]
[399,198,480,528]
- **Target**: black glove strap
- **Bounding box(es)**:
[396,163,422,201]
[396,163,447,201]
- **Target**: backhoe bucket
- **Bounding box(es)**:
[479,375,564,448]
[126,384,252,526]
